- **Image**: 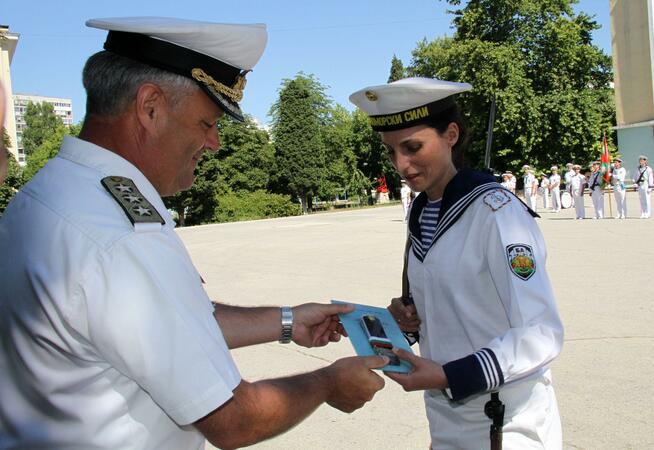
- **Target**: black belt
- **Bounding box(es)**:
[484,392,505,450]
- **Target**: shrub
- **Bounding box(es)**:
[213,190,301,223]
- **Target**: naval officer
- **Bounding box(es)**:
[549,166,561,212]
[0,17,387,450]
[633,155,653,218]
[587,161,604,219]
[350,77,563,449]
[611,158,627,219]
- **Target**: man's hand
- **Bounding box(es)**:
[292,302,353,347]
[384,348,448,391]
[324,355,387,413]
[387,297,420,332]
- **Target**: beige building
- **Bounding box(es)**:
[610,0,654,175]
[13,94,73,165]
[0,25,19,163]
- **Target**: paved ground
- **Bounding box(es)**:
[178,191,653,450]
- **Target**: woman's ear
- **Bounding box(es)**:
[446,122,460,147]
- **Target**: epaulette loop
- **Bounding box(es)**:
[101,176,165,227]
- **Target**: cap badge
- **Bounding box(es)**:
[365,90,378,101]
[191,68,248,103]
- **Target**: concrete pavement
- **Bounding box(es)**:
[178,191,653,449]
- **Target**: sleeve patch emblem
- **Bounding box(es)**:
[483,189,511,211]
[506,244,536,280]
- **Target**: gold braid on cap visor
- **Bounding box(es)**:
[191,68,247,103]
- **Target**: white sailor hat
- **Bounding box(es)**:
[86,17,267,122]
[349,77,472,132]
[551,165,558,170]
[614,157,622,163]
[522,164,531,170]
[639,155,648,160]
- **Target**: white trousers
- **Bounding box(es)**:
[524,189,537,212]
[541,190,550,209]
[573,193,585,218]
[638,186,651,217]
[402,199,411,221]
[426,372,561,450]
[614,188,627,218]
[551,188,561,211]
[591,189,604,218]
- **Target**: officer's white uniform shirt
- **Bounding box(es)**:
[0,136,241,449]
[611,166,626,190]
[564,169,575,191]
[569,173,586,195]
[406,170,563,449]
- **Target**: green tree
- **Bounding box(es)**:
[23,122,81,182]
[319,105,358,201]
[388,55,405,82]
[406,0,614,173]
[0,150,23,216]
[163,115,275,226]
[350,109,396,202]
[21,102,64,156]
[269,73,329,213]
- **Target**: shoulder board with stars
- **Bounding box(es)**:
[101,176,165,225]
[482,189,511,211]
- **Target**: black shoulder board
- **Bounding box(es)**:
[101,176,165,225]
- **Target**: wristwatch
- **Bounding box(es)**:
[279,306,293,344]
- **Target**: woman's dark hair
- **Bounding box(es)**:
[425,103,470,169]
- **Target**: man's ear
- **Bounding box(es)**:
[134,83,167,135]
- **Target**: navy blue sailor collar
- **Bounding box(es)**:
[407,168,535,262]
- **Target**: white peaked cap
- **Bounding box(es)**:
[349,77,472,131]
[87,17,267,121]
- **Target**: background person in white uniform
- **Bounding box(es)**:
[549,166,561,212]
[539,173,551,210]
[400,179,413,221]
[0,18,387,450]
[587,161,604,219]
[522,165,538,212]
[611,158,627,218]
[570,164,586,219]
[350,77,563,450]
[633,155,653,218]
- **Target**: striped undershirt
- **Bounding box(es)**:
[420,198,442,253]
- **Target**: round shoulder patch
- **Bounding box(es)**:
[506,244,536,280]
[483,189,511,211]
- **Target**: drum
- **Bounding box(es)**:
[560,191,573,209]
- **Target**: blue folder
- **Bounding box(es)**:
[332,300,414,373]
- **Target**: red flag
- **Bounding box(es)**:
[601,132,611,183]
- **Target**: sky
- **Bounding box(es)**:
[4,0,612,127]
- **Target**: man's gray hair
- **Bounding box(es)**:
[83,51,199,117]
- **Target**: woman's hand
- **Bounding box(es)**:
[384,348,448,391]
[387,297,420,332]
